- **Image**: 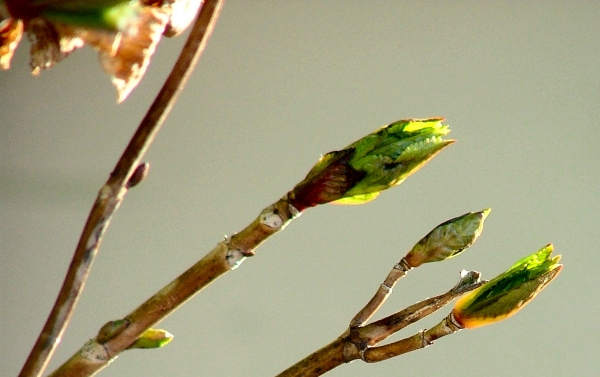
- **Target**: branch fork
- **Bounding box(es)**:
[343,270,483,364]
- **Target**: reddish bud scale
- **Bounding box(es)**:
[289,149,365,211]
[127,162,150,189]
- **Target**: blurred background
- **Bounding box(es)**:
[1,1,599,376]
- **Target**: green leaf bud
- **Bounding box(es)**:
[289,118,454,210]
[97,319,129,344]
[128,328,174,349]
[404,209,491,267]
[452,244,562,329]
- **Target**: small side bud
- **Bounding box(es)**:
[404,209,491,267]
[128,328,174,349]
[127,162,150,189]
[97,319,129,344]
[452,244,562,329]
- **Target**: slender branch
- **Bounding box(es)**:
[45,114,453,375]
[277,271,482,377]
[353,271,483,347]
[350,208,490,329]
[18,2,224,377]
[349,258,412,328]
[361,313,463,363]
[44,88,453,377]
[47,194,301,377]
[275,334,348,377]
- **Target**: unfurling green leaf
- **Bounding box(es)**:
[452,244,562,329]
[404,209,491,267]
[289,118,454,210]
[128,328,174,349]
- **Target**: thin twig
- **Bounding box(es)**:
[351,209,491,329]
[361,313,463,363]
[47,193,300,376]
[274,334,348,377]
[18,2,224,376]
[349,258,412,328]
[276,271,482,377]
[352,271,483,347]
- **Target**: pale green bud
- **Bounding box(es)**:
[129,328,174,349]
[404,209,491,267]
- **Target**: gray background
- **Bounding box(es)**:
[1,1,599,376]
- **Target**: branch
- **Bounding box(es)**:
[45,118,456,376]
[276,272,483,377]
[349,270,483,349]
[275,335,348,377]
[277,242,562,376]
[349,258,412,328]
[359,313,462,363]
[351,209,490,328]
[275,210,492,376]
[18,2,224,376]
[47,194,300,377]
